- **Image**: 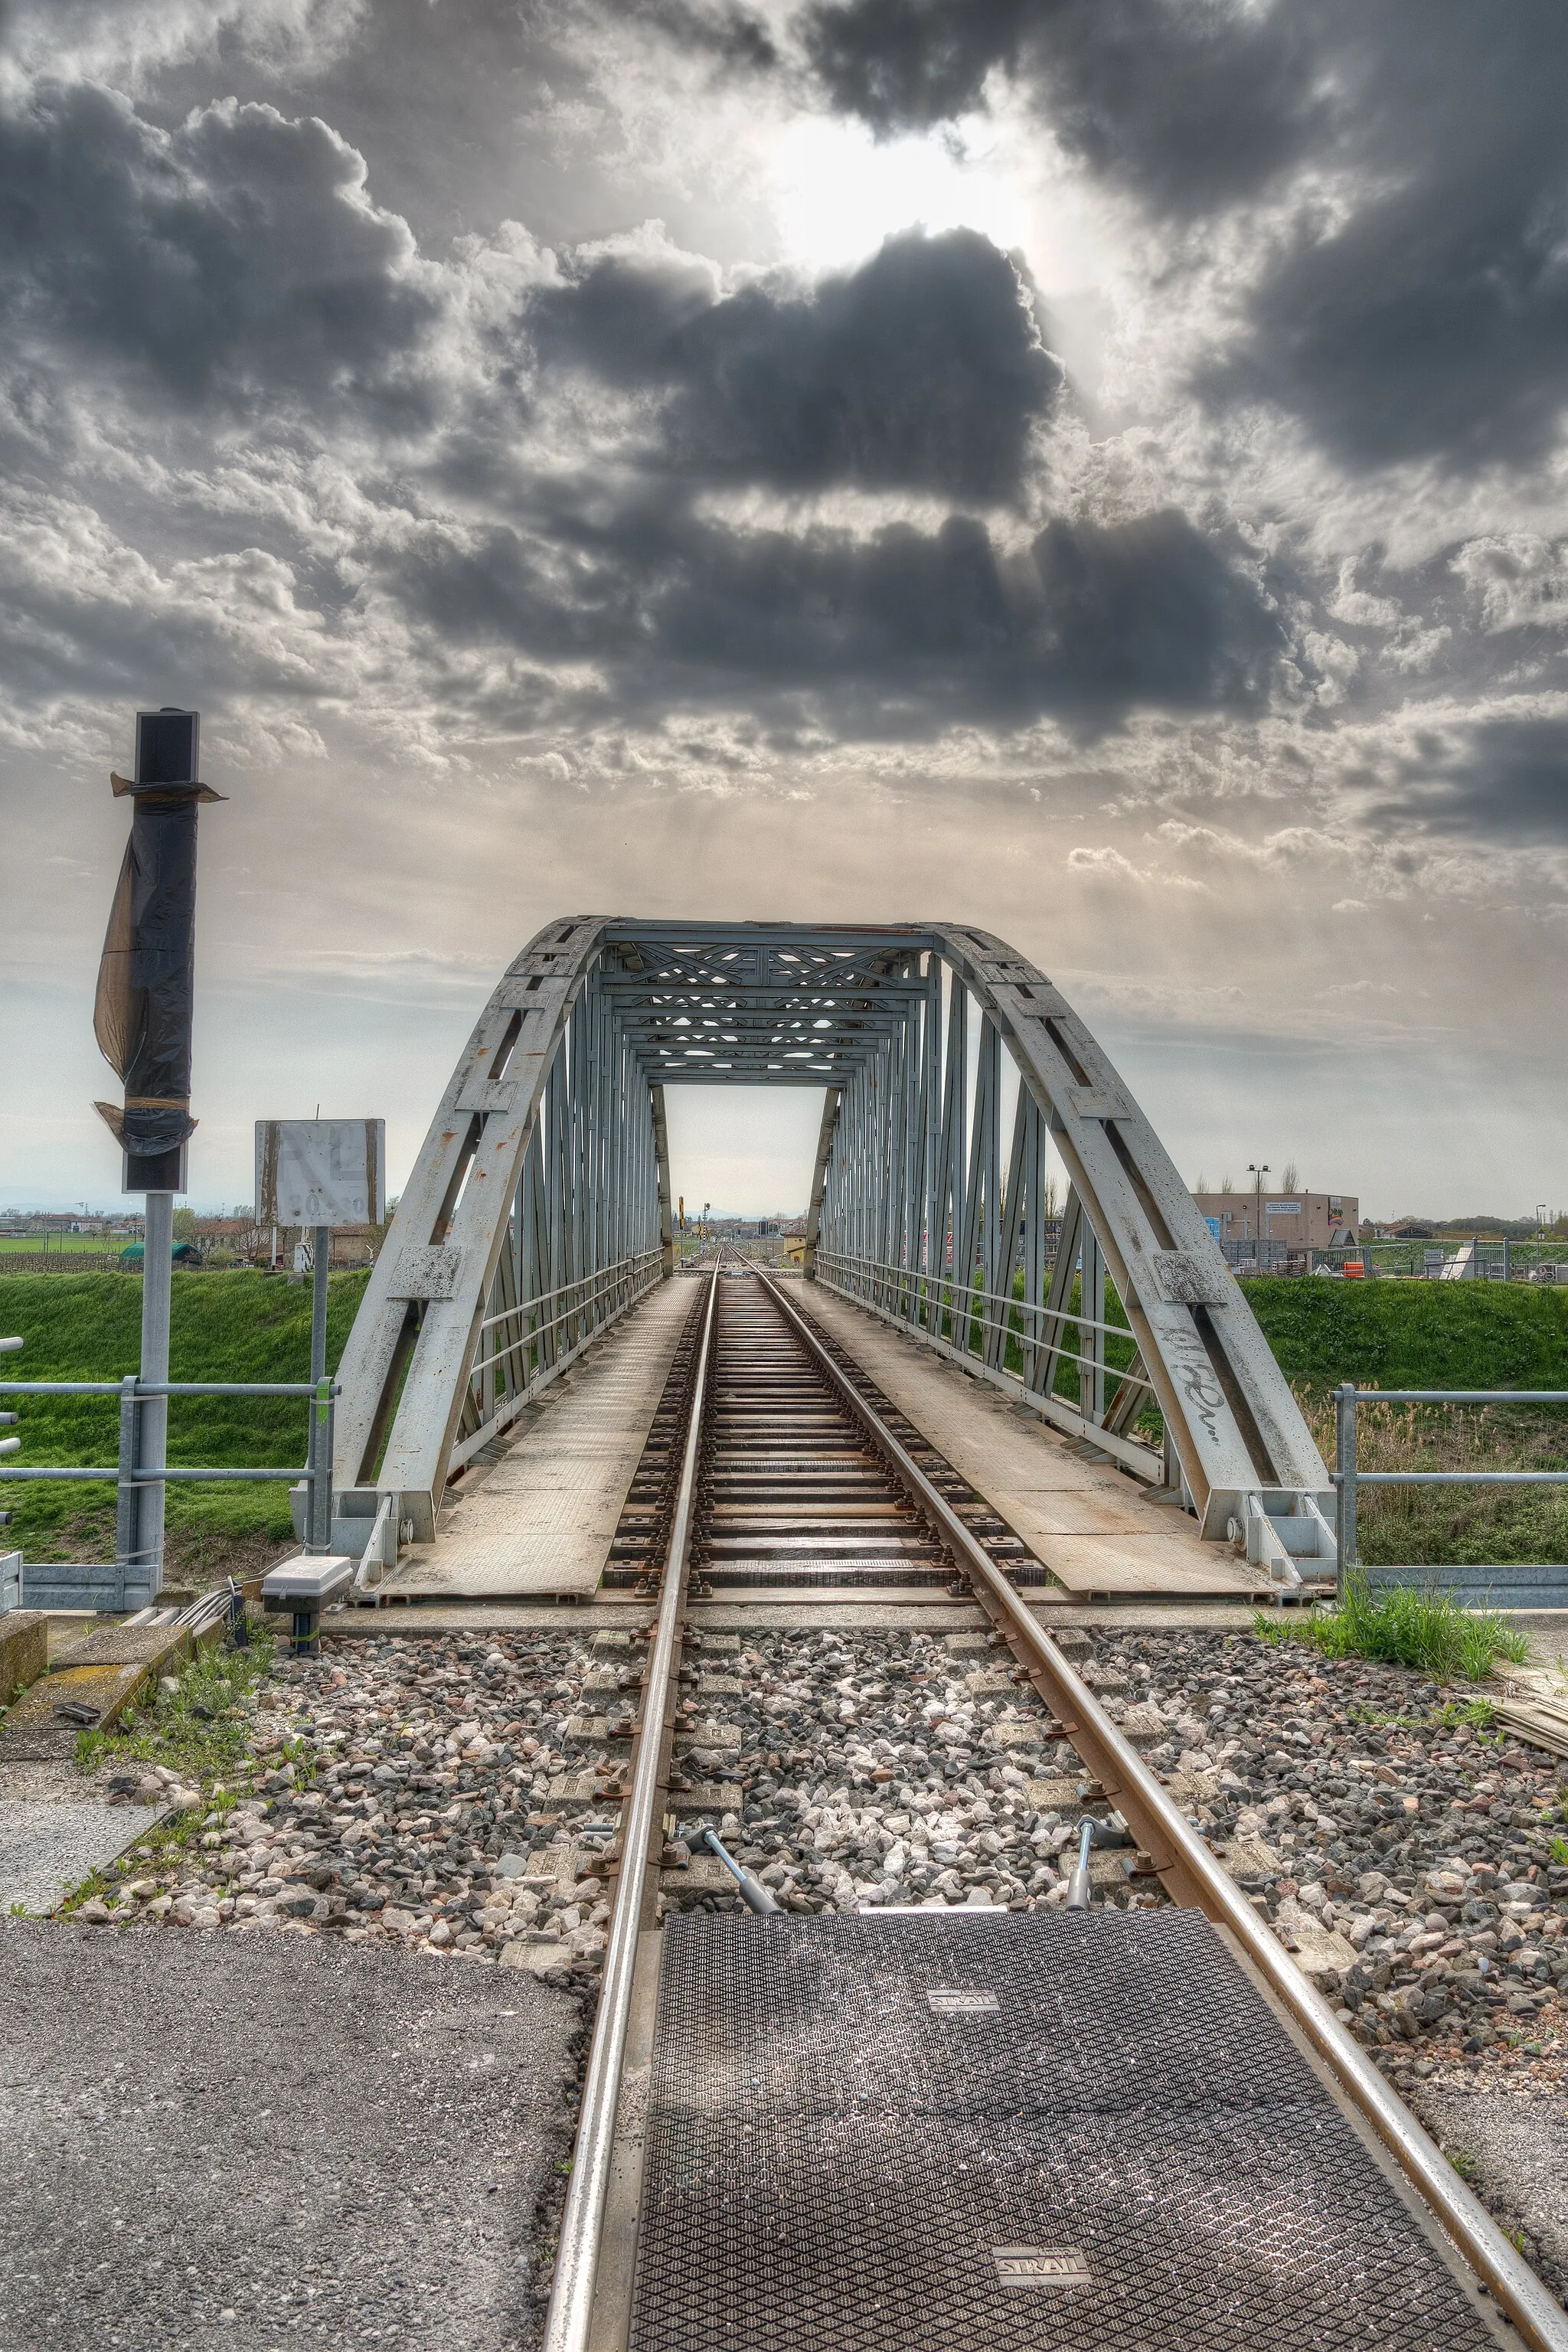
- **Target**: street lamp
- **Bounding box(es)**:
[1247,1162,1269,1250]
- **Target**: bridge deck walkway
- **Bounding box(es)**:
[380,1277,694,1599]
[802,1282,1269,1599]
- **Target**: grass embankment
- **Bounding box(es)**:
[1242,1279,1568,1570]
[8,1268,1568,1578]
[0,1270,368,1579]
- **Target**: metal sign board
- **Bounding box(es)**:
[256,1119,385,1228]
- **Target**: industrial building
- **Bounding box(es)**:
[1191,1189,1359,1253]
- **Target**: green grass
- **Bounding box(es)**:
[1239,1276,1568,1390]
[1248,1279,1568,1567]
[1295,1390,1568,1568]
[0,1269,368,1566]
[0,1233,121,1253]
[1254,1572,1531,1681]
[1347,1697,1500,1733]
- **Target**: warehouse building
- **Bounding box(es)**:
[1191,1190,1359,1252]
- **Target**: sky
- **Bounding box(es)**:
[2,0,1566,1220]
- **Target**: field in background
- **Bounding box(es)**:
[0,1233,121,1253]
[3,1269,1566,1578]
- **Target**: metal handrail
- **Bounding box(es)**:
[816,1246,1157,1393]
[475,1272,662,1379]
[1351,1387,1568,1403]
[0,1465,318,1484]
[0,1379,331,1397]
[470,1246,662,1341]
[1331,1381,1568,1570]
[541,1271,717,2352]
[759,1274,1568,2352]
[0,1375,340,1602]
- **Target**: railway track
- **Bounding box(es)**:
[543,1267,1567,2352]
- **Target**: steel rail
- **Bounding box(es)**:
[756,1271,1568,2352]
[541,1270,717,2352]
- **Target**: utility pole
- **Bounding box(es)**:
[92,707,223,1597]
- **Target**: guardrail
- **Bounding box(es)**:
[0,1351,337,1614]
[451,1245,663,1471]
[814,1244,1165,1481]
[1331,1383,1568,1608]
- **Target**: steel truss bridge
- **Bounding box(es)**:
[335,920,1332,1563]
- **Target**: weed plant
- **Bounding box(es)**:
[58,1627,288,1913]
[79,1625,277,1784]
[1255,1572,1530,1681]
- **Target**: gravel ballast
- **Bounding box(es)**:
[62,1616,1568,2312]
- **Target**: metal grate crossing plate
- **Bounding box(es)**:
[630,1910,1496,2352]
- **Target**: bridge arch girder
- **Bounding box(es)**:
[333,918,1328,1545]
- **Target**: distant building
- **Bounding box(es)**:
[1192,1190,1358,1251]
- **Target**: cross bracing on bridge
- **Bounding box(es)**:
[334,918,1332,1557]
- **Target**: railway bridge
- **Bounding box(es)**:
[283,913,1560,2352]
[334,916,1334,1594]
[6,915,1560,2351]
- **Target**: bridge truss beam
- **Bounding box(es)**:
[334,920,1329,1544]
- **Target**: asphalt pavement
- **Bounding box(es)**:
[0,1921,580,2350]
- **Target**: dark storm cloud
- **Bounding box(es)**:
[533,229,1061,503]
[799,0,1316,211]
[795,0,1568,475]
[625,1,780,71]
[1374,717,1568,844]
[390,502,1282,730]
[0,77,440,411]
[1207,74,1568,472]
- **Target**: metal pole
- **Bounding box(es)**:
[309,1377,335,1554]
[115,1374,139,1607]
[139,1190,174,1596]
[310,1225,330,1390]
[305,1225,331,1552]
[1334,1382,1358,1582]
